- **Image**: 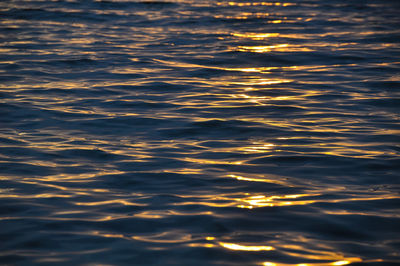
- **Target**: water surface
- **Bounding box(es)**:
[1,0,400,265]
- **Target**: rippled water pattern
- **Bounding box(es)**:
[1,0,400,265]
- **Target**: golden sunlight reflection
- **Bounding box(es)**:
[182,157,244,165]
[263,263,277,266]
[187,243,217,248]
[133,210,214,219]
[236,194,319,208]
[219,242,274,251]
[237,192,400,209]
[279,247,360,262]
[236,44,313,53]
[162,168,204,175]
[169,190,400,210]
[218,2,295,7]
[262,258,363,266]
[240,143,275,153]
[232,78,292,85]
[75,199,147,207]
[213,237,362,265]
[228,174,290,186]
[153,59,291,78]
[34,170,125,182]
[152,58,304,80]
[90,231,126,239]
[260,236,365,266]
[232,32,280,39]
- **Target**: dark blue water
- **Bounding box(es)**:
[1,0,400,265]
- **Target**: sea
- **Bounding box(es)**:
[0,0,399,265]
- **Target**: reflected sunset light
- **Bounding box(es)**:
[236,44,313,53]
[219,242,274,251]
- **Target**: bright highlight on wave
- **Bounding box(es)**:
[235,194,319,208]
[218,2,295,7]
[262,258,363,266]
[219,242,274,251]
[237,44,313,53]
[232,32,280,39]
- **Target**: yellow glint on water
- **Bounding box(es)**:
[232,33,280,39]
[237,205,253,209]
[332,261,351,266]
[219,242,274,251]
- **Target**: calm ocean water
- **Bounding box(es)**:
[1,0,400,265]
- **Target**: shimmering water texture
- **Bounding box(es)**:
[1,0,400,265]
